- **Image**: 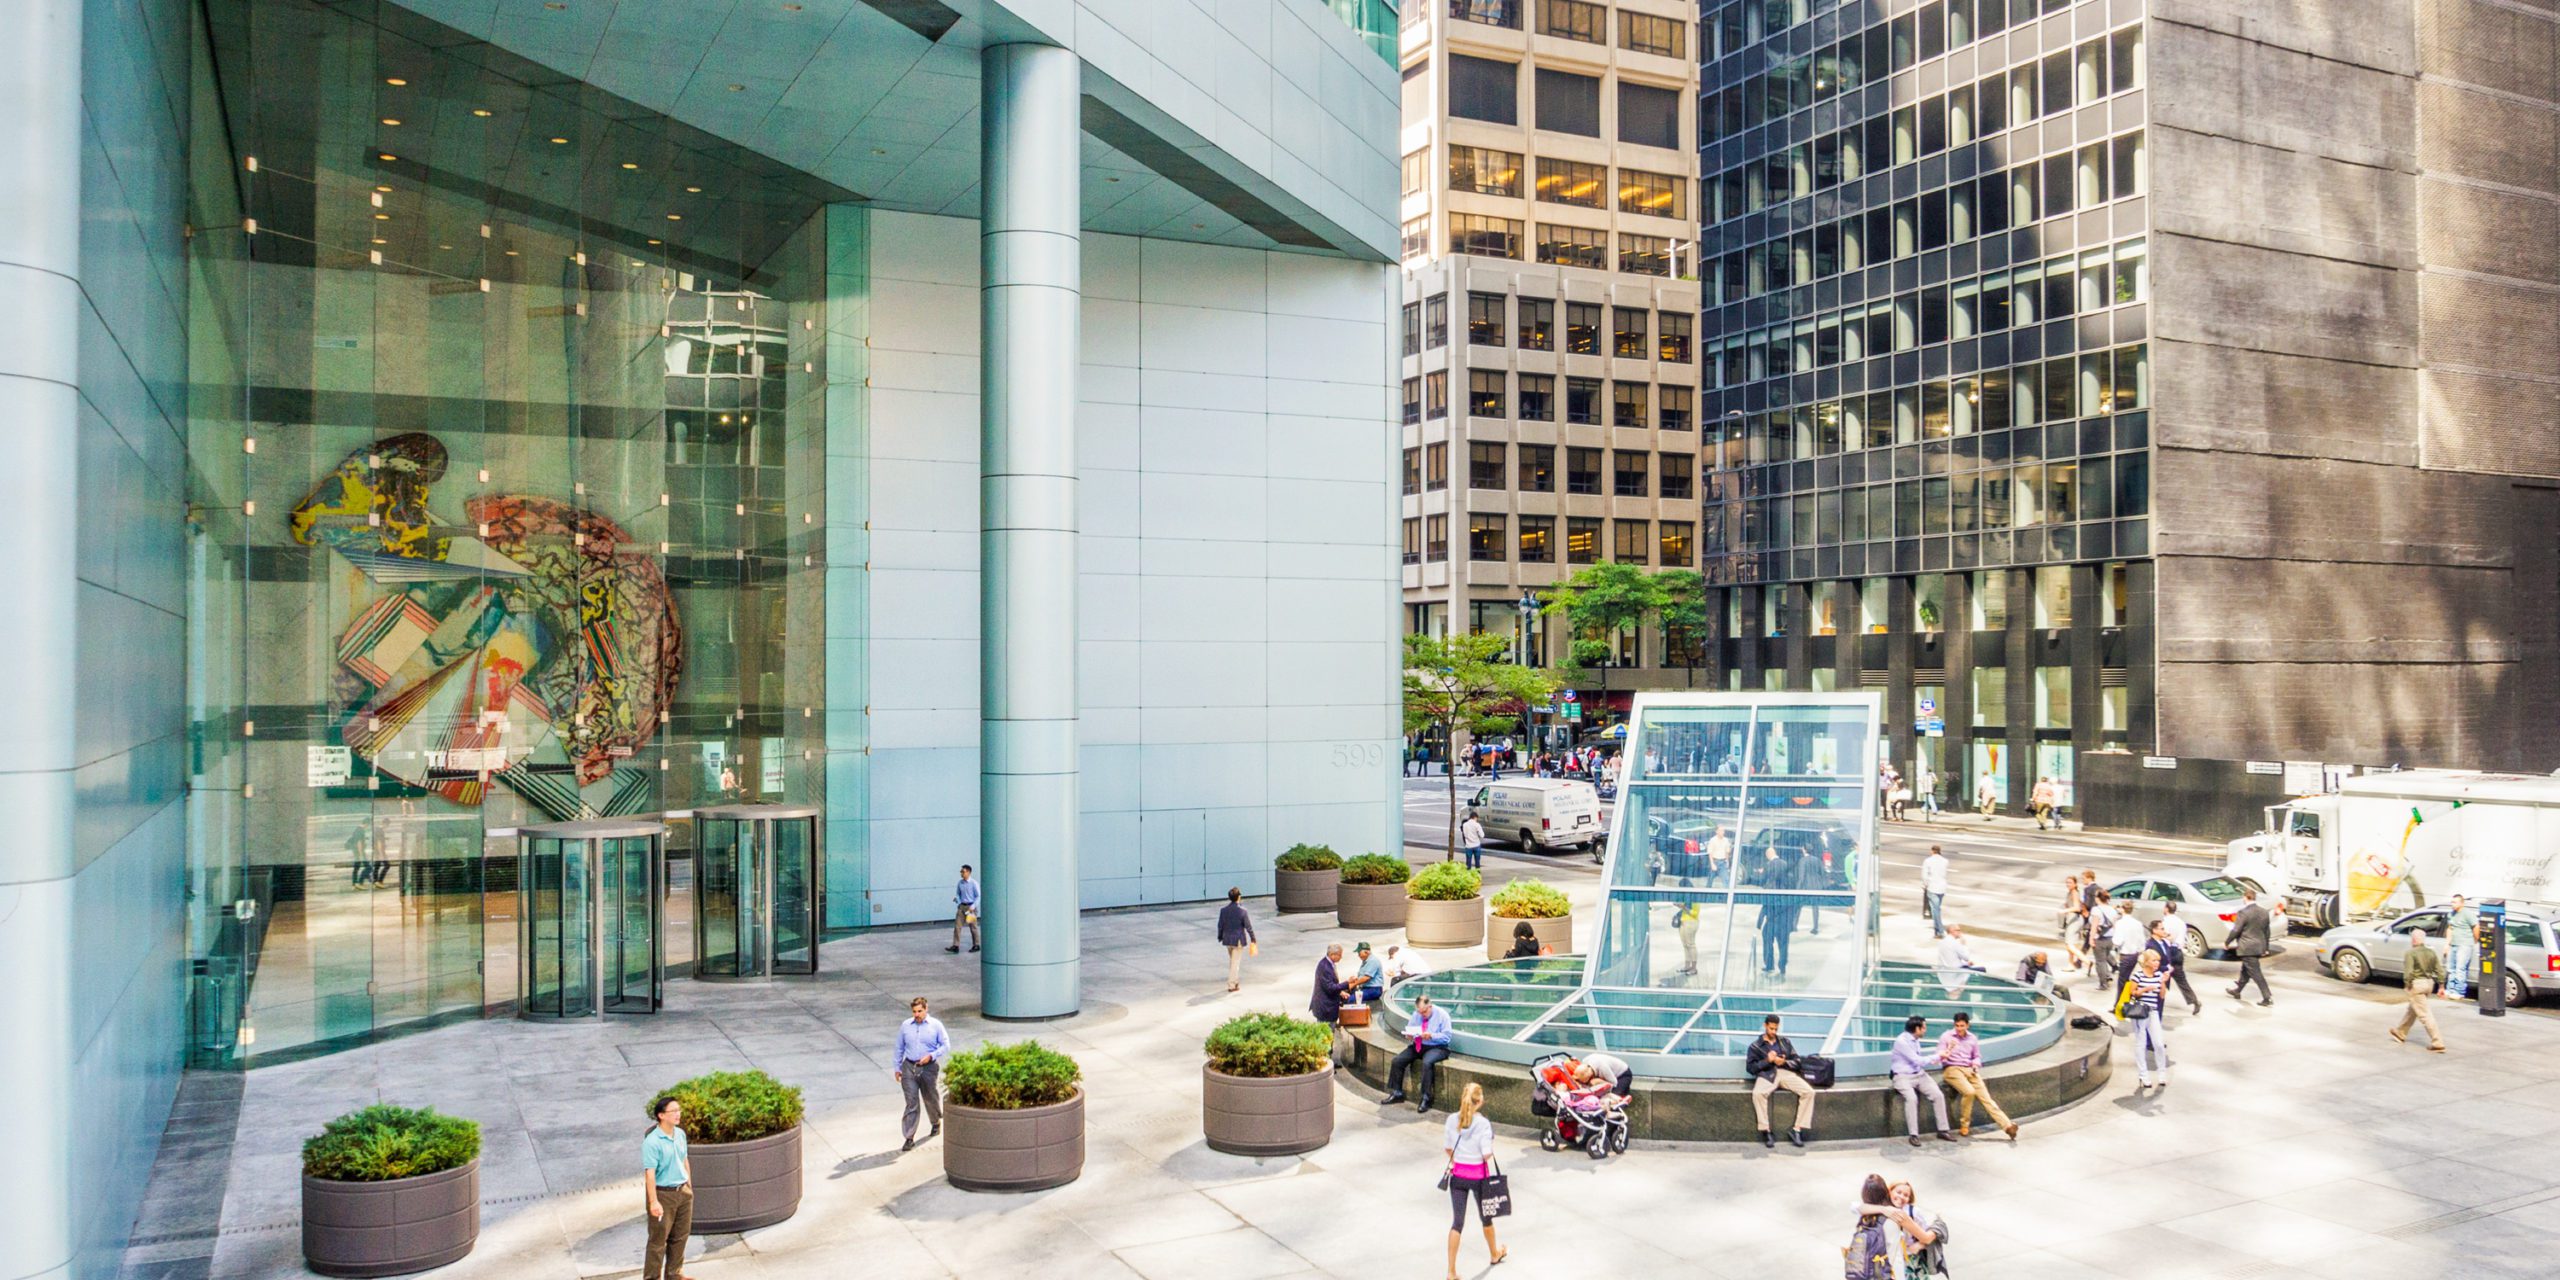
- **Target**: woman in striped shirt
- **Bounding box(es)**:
[2122,949,2172,1091]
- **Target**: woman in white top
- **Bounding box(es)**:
[1440,1082,1506,1279]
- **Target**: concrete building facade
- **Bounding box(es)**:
[1694,0,2560,829]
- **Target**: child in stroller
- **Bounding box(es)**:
[1531,1053,1631,1159]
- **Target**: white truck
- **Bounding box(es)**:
[2223,769,2560,931]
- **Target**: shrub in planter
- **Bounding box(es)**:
[1487,878,1575,960]
[1202,1013,1335,1156]
[943,1042,1086,1192]
[1335,853,1412,929]
[301,1106,482,1278]
[1274,843,1344,913]
[1406,861,1485,947]
[658,1070,805,1231]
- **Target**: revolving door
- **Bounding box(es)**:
[519,821,666,1019]
[693,805,823,979]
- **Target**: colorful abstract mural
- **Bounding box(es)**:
[290,434,683,819]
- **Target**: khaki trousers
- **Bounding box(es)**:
[644,1183,692,1280]
[1750,1068,1815,1130]
[1226,945,1246,986]
[2395,977,2444,1048]
[1943,1065,2011,1132]
[953,907,979,948]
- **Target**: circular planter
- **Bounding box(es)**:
[1335,880,1409,930]
[1202,1064,1334,1157]
[302,1160,479,1278]
[1485,912,1573,961]
[688,1126,803,1232]
[1274,868,1340,914]
[1406,895,1485,948]
[944,1092,1085,1193]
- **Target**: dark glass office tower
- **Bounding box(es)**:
[1691,0,2560,833]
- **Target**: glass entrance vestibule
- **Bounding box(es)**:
[519,821,667,1019]
[692,805,824,980]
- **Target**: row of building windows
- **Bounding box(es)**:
[1704,446,2149,554]
[1406,442,1701,497]
[1706,237,2144,383]
[1404,294,1693,359]
[1411,215,1695,274]
[1403,371,1697,428]
[1703,18,2142,153]
[1427,0,1691,60]
[1709,347,2148,465]
[1434,54,1686,149]
[1405,513,1698,565]
[1411,146,1692,221]
[1701,0,2106,92]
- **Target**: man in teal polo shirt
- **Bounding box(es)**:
[641,1095,693,1280]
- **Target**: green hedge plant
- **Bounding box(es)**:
[1339,853,1411,885]
[1203,1012,1332,1078]
[1408,861,1483,901]
[944,1041,1082,1110]
[302,1105,481,1183]
[657,1070,805,1144]
[1274,843,1343,872]
[1490,879,1571,919]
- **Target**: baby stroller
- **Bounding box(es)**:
[1530,1053,1630,1160]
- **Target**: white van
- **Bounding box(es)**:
[1470,779,1605,854]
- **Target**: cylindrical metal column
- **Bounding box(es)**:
[979,43,1081,1019]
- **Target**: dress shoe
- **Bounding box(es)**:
[1935,1131,1959,1143]
[1382,1090,1407,1105]
[1907,1135,1923,1147]
[1758,1129,1774,1148]
[1415,1097,1433,1113]
[969,945,981,953]
[900,1138,915,1152]
[2257,999,2273,1007]
[944,945,960,953]
[2002,1122,2019,1140]
[1791,1129,1808,1148]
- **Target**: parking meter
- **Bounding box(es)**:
[2477,900,2507,1017]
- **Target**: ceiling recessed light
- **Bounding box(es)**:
[385,77,407,86]
[472,108,492,117]
[375,184,393,193]
[621,162,639,170]
[374,213,390,220]
[371,238,387,245]
[550,137,569,144]
[685,185,702,193]
[647,238,662,245]
[504,249,519,256]
[438,243,452,250]
[381,118,401,126]
[667,213,683,221]
[378,153,397,161]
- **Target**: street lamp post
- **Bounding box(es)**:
[1517,591,1541,748]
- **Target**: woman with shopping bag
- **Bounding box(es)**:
[1440,1082,1509,1279]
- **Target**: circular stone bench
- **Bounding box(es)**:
[1339,1018,2111,1141]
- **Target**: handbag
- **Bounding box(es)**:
[1796,1054,1837,1089]
[1477,1155,1513,1219]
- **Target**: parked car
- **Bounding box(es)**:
[2314,902,2559,1009]
[2100,867,2266,958]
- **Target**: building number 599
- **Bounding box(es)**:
[1330,742,1384,767]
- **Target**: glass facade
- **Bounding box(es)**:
[182,0,859,1064]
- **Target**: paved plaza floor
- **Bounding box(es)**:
[127,868,2560,1280]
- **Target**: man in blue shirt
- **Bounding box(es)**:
[1382,993,1454,1113]
[945,864,981,953]
[1349,941,1385,1003]
[895,997,953,1152]
[640,1094,692,1280]
[1889,1014,1956,1146]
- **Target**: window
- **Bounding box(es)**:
[1613,450,1649,496]
[1517,443,1555,491]
[1658,312,1692,362]
[1658,453,1693,498]
[1619,233,1675,276]
[1401,216,1428,260]
[1467,292,1506,346]
[1468,369,1506,417]
[1449,145,1525,197]
[1454,0,1524,30]
[1617,169,1686,219]
[1611,382,1650,428]
[2111,130,2146,198]
[1565,376,1603,425]
[1658,385,1692,431]
[2109,25,2144,93]
[1613,306,1648,357]
[1518,298,1555,350]
[1402,149,1427,196]
[1424,294,1448,348]
[1536,224,1608,270]
[2113,238,2148,304]
[1426,514,1448,561]
[1613,518,1651,563]
[1658,520,1693,567]
[1566,516,1602,562]
[1564,303,1601,354]
[1402,446,1420,495]
[1450,55,1518,124]
[1402,517,1421,565]
[1400,301,1419,355]
[1402,377,1421,424]
[1425,441,1447,489]
[1519,514,1555,562]
[1620,12,1684,58]
[1469,512,1508,560]
[1425,371,1449,419]
[1536,159,1609,208]
[1566,447,1603,494]
[1538,0,1604,43]
[1448,214,1523,259]
[1536,68,1603,136]
[2041,50,2070,116]
[1617,82,1682,149]
[1518,374,1556,422]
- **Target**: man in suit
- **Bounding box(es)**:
[1309,944,1353,1025]
[2226,887,2274,1007]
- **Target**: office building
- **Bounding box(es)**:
[1692,0,2560,826]
[1396,0,1704,724]
[0,0,1402,1272]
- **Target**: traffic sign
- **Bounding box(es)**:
[1560,689,1580,703]
[1560,701,1582,721]
[1917,696,1937,716]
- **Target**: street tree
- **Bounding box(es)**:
[1541,562,1664,704]
[1654,568,1709,688]
[1403,631,1560,861]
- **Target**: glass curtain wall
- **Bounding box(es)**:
[183,0,849,1064]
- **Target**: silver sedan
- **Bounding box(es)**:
[2097,867,2264,958]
